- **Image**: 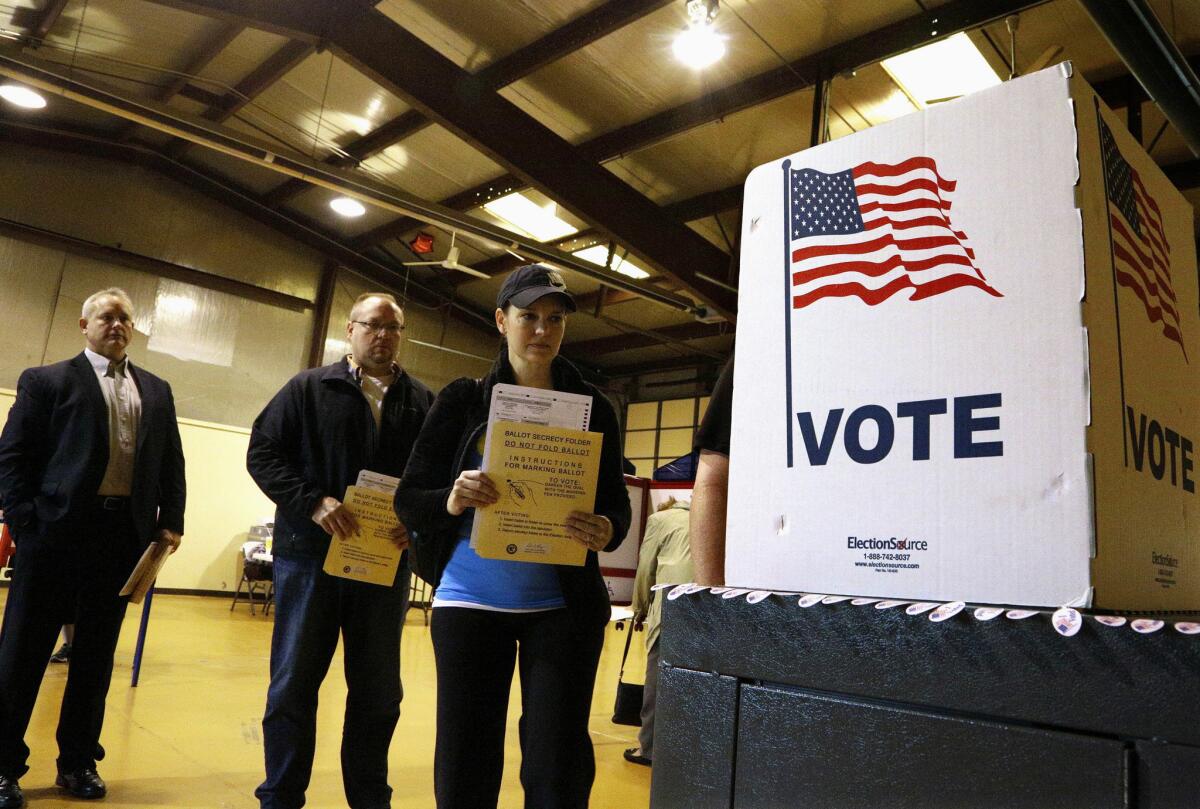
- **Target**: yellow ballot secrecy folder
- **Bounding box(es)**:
[469,384,602,565]
[323,470,405,586]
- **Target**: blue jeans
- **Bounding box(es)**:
[255,555,411,809]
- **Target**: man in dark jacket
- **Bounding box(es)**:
[247,292,433,809]
[0,287,186,806]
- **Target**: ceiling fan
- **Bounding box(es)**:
[401,232,490,279]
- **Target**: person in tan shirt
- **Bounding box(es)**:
[626,497,693,766]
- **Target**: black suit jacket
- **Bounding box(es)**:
[0,352,186,545]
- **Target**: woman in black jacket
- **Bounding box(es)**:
[395,264,631,809]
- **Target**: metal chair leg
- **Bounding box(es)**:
[230,573,246,612]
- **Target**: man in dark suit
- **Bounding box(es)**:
[0,287,186,806]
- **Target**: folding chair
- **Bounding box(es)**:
[231,553,273,615]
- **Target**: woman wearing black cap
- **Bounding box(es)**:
[395,264,631,809]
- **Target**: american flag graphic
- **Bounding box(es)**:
[1099,117,1186,359]
[788,157,1001,309]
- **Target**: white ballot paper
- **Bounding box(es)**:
[487,383,593,433]
[471,384,592,548]
[356,469,400,495]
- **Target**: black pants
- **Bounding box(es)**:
[0,505,139,777]
[430,607,605,809]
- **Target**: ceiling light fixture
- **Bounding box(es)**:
[329,196,367,218]
[673,0,726,70]
[573,245,651,280]
[483,192,578,242]
[880,32,1001,108]
[0,83,47,109]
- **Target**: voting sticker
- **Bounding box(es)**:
[929,601,966,622]
[1052,607,1083,637]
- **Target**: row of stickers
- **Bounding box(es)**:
[653,583,1200,638]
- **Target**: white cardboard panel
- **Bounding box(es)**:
[727,67,1093,606]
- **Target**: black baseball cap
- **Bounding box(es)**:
[496,264,577,312]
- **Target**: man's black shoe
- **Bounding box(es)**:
[56,767,106,799]
[49,642,71,663]
[623,747,651,767]
[0,775,23,808]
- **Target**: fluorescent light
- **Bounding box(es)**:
[0,84,46,109]
[880,33,1001,108]
[573,245,651,280]
[672,23,726,69]
[483,192,577,242]
[330,196,366,218]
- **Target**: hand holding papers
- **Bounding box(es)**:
[470,384,604,566]
[322,470,406,586]
[120,540,171,605]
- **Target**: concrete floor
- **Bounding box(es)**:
[9,591,652,808]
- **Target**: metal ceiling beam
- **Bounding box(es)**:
[158,21,243,102]
[565,321,728,356]
[164,39,314,158]
[18,0,69,44]
[473,0,672,88]
[1092,56,1200,109]
[138,0,321,42]
[0,215,311,311]
[176,82,224,108]
[334,6,736,316]
[206,39,314,122]
[350,0,1044,252]
[349,174,526,249]
[261,0,672,209]
[1078,0,1200,156]
[573,286,641,312]
[357,175,745,255]
[117,21,243,141]
[602,355,727,378]
[445,229,633,290]
[264,108,433,207]
[135,0,737,318]
[662,184,743,222]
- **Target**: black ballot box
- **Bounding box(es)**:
[650,591,1200,809]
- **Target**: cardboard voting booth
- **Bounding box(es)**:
[728,64,1200,610]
